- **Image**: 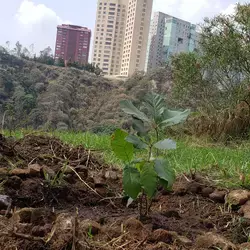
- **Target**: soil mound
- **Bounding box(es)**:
[0,134,250,250]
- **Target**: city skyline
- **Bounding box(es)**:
[0,0,242,56]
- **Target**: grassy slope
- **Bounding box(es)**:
[5,130,250,188]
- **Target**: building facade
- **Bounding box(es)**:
[55,24,91,65]
[146,12,200,71]
[92,0,153,76]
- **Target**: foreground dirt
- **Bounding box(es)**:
[0,134,249,250]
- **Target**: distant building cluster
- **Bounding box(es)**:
[54,1,200,76]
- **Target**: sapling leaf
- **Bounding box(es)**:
[140,163,158,198]
[160,109,190,127]
[111,129,133,162]
[123,165,141,199]
[132,118,148,135]
[153,139,176,150]
[120,100,149,122]
[126,134,147,149]
[154,158,176,189]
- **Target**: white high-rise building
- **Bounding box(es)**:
[92,0,153,77]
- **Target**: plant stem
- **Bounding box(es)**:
[155,127,159,156]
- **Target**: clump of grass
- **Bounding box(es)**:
[3,129,250,188]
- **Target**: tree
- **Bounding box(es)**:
[200,3,250,90]
[171,3,250,110]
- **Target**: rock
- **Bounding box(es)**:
[239,242,250,249]
[239,200,250,219]
[201,187,214,197]
[195,232,237,249]
[209,190,226,203]
[28,164,42,176]
[5,176,22,189]
[186,181,203,194]
[80,219,101,235]
[105,170,118,180]
[0,195,12,210]
[226,190,250,206]
[10,168,30,177]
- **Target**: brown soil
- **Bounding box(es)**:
[0,134,249,250]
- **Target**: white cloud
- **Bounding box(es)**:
[153,0,226,24]
[221,4,236,15]
[15,0,71,54]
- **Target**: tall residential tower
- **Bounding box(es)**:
[146,12,200,71]
[92,0,153,76]
[55,24,91,64]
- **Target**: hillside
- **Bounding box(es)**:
[0,49,172,132]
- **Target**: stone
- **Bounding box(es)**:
[209,190,226,203]
[226,190,250,206]
[201,187,214,197]
[0,195,12,210]
[186,181,203,194]
[10,168,30,177]
[28,164,42,176]
[195,232,236,249]
[80,219,101,235]
[239,200,250,219]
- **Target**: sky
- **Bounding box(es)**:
[0,0,248,57]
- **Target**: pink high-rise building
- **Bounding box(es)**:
[55,24,91,64]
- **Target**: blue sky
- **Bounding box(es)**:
[0,0,248,57]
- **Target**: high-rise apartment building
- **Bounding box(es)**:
[92,0,153,77]
[55,24,91,65]
[146,12,200,71]
[92,0,127,76]
[120,0,153,76]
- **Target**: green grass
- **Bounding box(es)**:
[3,130,250,188]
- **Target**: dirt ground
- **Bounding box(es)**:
[0,133,249,250]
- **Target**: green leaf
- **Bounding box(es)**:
[120,100,149,122]
[143,92,166,120]
[153,139,176,150]
[126,135,148,149]
[160,109,190,127]
[123,165,141,199]
[132,118,148,135]
[154,158,176,189]
[140,163,158,198]
[111,129,133,162]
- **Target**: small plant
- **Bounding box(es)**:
[111,92,190,217]
[43,163,68,187]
